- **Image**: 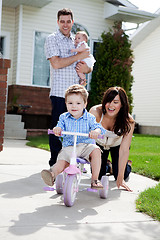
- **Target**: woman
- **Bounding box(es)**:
[89,86,135,191]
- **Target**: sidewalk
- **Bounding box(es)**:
[0,139,159,240]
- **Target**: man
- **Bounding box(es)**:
[45,8,91,167]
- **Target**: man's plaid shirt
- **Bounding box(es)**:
[45,29,80,98]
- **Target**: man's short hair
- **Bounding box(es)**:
[57,8,73,21]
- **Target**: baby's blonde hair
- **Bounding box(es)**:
[65,84,88,103]
[76,31,88,42]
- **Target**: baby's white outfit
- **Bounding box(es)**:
[76,41,96,68]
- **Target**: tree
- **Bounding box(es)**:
[88,22,134,112]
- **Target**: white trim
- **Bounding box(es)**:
[13,82,50,88]
[1,31,10,58]
[87,38,101,91]
[31,30,36,85]
[107,0,138,9]
[104,2,158,24]
[16,5,23,84]
[130,13,160,48]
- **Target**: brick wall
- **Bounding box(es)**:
[0,59,11,152]
[7,85,52,115]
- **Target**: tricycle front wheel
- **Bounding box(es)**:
[63,174,78,207]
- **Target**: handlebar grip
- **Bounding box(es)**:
[98,134,104,139]
[48,129,53,135]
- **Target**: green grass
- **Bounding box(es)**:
[136,183,160,221]
[27,134,50,151]
[26,133,160,221]
[129,134,160,181]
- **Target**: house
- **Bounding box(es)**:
[130,9,160,135]
[0,0,157,134]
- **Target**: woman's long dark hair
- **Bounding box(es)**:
[102,87,134,136]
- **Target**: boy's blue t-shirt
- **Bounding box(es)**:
[56,109,106,147]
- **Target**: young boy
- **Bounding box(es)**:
[71,31,96,86]
[41,84,106,189]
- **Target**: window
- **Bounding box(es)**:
[0,32,10,59]
[72,23,89,37]
[92,40,100,58]
[32,32,50,86]
[0,37,4,56]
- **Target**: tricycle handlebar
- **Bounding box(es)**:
[48,129,104,139]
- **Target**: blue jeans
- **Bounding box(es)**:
[49,96,67,167]
[97,144,131,180]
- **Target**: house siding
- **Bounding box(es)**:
[132,25,160,127]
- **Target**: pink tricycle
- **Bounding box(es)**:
[47,129,109,207]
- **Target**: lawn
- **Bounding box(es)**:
[136,183,160,221]
[129,134,160,181]
[27,134,50,151]
[26,133,160,221]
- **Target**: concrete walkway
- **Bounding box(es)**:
[0,139,159,240]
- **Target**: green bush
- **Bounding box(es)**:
[89,22,134,112]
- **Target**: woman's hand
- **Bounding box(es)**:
[116,175,132,192]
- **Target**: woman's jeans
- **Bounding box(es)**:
[97,144,131,180]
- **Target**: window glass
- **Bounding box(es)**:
[33,32,50,86]
[0,37,4,56]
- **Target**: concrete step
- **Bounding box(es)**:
[5,121,25,130]
[4,114,27,140]
[4,128,27,139]
[5,114,22,122]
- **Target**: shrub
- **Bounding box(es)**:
[89,21,134,112]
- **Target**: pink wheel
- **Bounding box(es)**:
[99,175,109,199]
[56,173,63,194]
[63,174,78,207]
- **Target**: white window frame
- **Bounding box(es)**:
[87,39,101,91]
